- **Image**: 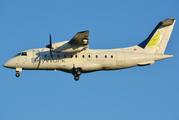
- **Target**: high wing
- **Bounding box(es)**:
[49,30,90,53]
[69,30,89,46]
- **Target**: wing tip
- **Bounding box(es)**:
[162,18,175,26]
[78,30,90,33]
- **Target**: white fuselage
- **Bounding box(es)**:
[4,48,172,74]
[3,18,175,80]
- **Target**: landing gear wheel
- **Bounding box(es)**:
[73,67,82,81]
[76,70,81,76]
[74,76,79,81]
[74,68,82,76]
[16,73,20,77]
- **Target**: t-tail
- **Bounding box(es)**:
[138,18,175,54]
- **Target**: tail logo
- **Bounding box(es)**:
[147,31,161,49]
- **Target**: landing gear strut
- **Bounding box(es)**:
[73,68,82,81]
[15,68,22,78]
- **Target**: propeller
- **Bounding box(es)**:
[46,34,52,56]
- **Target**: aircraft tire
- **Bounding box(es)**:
[16,73,20,77]
[74,76,79,81]
[76,68,82,76]
[76,71,81,76]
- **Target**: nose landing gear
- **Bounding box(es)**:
[16,72,20,77]
[15,68,22,78]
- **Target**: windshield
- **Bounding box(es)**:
[21,52,27,56]
[14,52,27,57]
[14,53,21,57]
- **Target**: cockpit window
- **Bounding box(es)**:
[21,52,27,56]
[14,52,27,57]
[14,53,21,57]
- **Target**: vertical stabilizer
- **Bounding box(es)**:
[138,18,175,54]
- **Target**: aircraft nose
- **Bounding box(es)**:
[3,61,10,68]
[3,59,14,68]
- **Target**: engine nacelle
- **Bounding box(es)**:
[52,41,88,53]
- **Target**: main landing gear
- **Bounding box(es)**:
[73,68,82,81]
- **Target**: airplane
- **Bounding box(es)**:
[3,18,175,81]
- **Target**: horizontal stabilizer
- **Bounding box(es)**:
[155,54,174,61]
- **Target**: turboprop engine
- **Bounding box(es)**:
[51,41,88,53]
[46,31,89,54]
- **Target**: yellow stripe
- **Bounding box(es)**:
[147,31,161,48]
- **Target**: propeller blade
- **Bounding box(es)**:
[46,34,52,56]
[49,34,52,56]
[50,34,52,47]
[46,34,52,48]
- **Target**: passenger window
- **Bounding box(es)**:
[88,55,90,58]
[82,55,85,58]
[71,55,73,58]
[111,55,113,58]
[75,55,77,58]
[64,55,66,58]
[45,55,47,58]
[105,55,107,58]
[58,55,60,58]
[96,55,98,58]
